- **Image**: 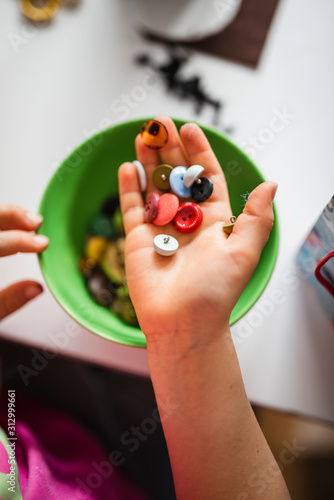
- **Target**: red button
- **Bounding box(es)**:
[152,193,179,226]
[173,202,203,234]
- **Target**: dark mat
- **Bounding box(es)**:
[143,0,281,68]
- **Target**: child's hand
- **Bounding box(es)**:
[0,204,49,320]
[118,117,276,350]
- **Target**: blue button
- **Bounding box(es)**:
[169,166,191,198]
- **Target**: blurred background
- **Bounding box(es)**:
[1,1,334,498]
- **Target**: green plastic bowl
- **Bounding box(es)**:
[38,118,279,348]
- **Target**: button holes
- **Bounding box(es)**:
[182,217,187,221]
[188,215,193,219]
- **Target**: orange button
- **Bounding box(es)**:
[140,120,168,150]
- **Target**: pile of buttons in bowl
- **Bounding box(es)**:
[78,196,138,327]
[139,120,214,256]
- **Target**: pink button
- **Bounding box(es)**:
[144,193,160,223]
[152,193,179,226]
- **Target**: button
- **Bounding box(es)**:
[112,207,124,234]
[121,301,138,326]
[19,0,60,22]
[169,166,191,198]
[173,202,203,234]
[79,256,97,280]
[100,195,119,217]
[85,236,108,262]
[101,238,126,284]
[144,193,160,222]
[183,164,205,188]
[116,283,130,299]
[191,177,214,203]
[223,216,237,235]
[152,193,179,226]
[152,164,173,190]
[111,297,127,316]
[140,119,168,150]
[132,160,147,192]
[153,234,179,256]
[111,297,139,326]
[90,214,115,238]
[87,268,114,306]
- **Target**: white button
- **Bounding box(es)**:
[153,234,179,257]
[132,160,147,192]
[183,164,205,188]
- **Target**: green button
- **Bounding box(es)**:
[89,214,115,238]
[152,164,173,190]
[101,238,126,284]
[111,297,138,326]
[121,301,138,326]
[112,206,124,234]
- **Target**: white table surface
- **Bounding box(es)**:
[1,0,334,422]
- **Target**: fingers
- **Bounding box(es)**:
[0,204,47,319]
[0,203,43,231]
[0,231,49,257]
[156,116,189,167]
[228,182,277,270]
[180,123,223,176]
[180,122,231,203]
[118,162,145,235]
[129,118,233,227]
[0,280,43,321]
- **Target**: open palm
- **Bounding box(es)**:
[118,117,276,345]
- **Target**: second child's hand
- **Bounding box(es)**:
[0,203,49,320]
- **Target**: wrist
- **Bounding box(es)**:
[145,320,231,358]
[146,323,245,416]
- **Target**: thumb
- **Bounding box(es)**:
[0,281,43,321]
[228,182,277,271]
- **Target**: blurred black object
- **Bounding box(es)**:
[136,49,223,126]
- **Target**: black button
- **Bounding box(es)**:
[100,195,119,217]
[191,177,213,203]
[87,268,114,306]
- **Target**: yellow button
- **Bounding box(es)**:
[19,0,60,22]
[85,236,108,263]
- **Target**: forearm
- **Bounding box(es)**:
[147,327,290,500]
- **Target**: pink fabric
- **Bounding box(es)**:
[0,441,10,474]
[0,394,149,500]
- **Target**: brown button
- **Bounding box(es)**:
[223,216,237,235]
[152,164,173,190]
